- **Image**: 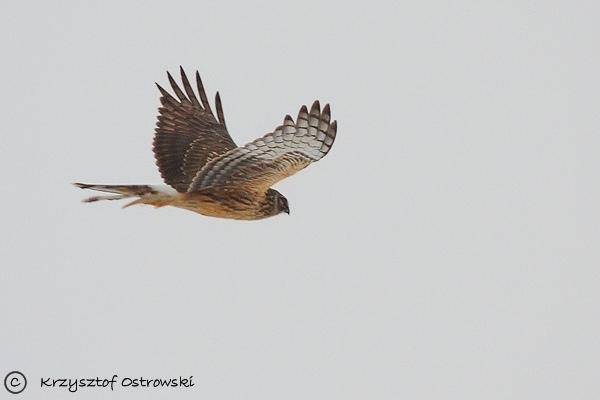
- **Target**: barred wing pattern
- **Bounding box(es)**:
[188,101,337,193]
[153,67,237,192]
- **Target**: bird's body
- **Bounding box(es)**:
[75,68,337,220]
[175,188,285,220]
[74,184,286,220]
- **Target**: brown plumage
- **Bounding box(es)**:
[75,67,337,220]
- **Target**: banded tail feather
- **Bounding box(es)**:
[73,183,175,208]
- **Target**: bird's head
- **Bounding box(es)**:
[267,189,290,216]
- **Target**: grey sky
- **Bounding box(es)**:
[1,1,599,399]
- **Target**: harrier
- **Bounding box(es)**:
[75,67,337,220]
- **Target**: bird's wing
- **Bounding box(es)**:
[188,101,337,193]
[153,67,237,192]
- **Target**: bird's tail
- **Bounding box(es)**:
[73,183,172,208]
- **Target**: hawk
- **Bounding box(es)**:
[75,67,337,220]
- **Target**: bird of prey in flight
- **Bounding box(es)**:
[75,67,337,220]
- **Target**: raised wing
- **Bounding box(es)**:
[188,101,337,193]
[153,67,237,192]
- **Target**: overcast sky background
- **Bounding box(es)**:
[1,1,599,399]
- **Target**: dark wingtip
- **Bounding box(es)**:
[179,66,185,80]
[155,82,168,95]
[215,91,226,127]
[310,100,321,114]
[284,114,294,124]
[195,70,213,114]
